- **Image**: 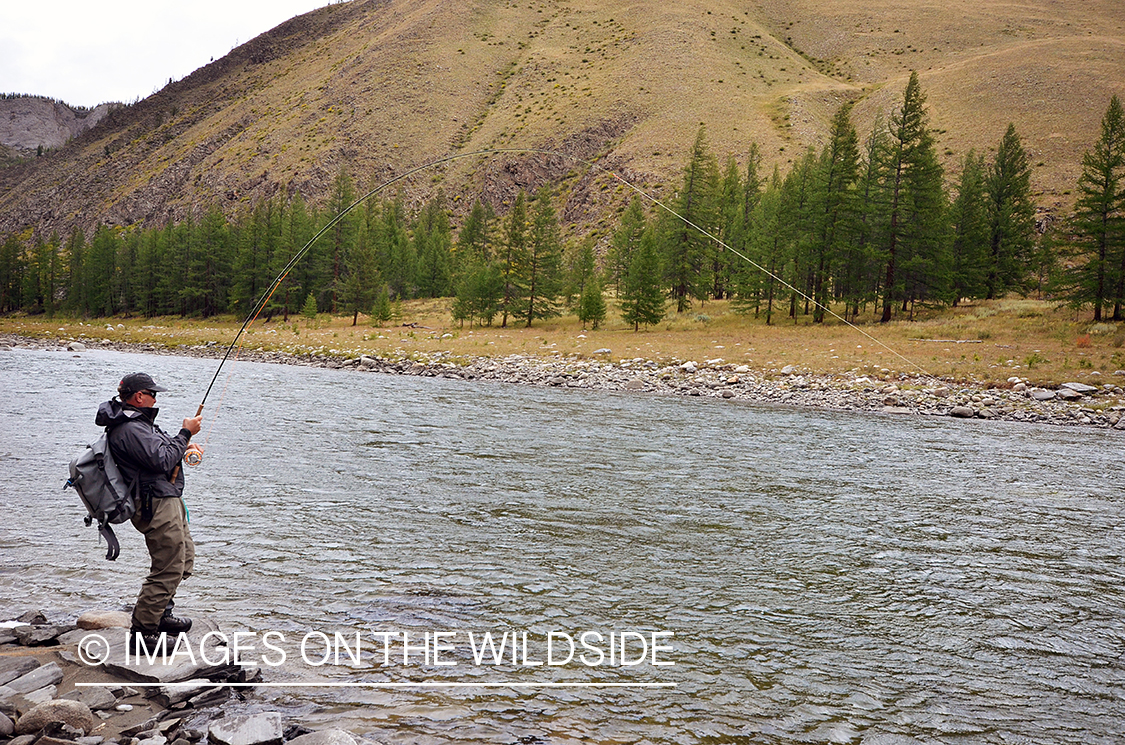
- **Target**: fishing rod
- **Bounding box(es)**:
[184,147,932,467]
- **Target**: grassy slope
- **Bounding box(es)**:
[0,0,1122,238]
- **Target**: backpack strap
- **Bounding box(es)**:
[98,524,121,561]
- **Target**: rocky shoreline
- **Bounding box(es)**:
[1,611,353,745]
[5,333,1125,430]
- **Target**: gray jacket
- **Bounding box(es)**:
[95,399,192,499]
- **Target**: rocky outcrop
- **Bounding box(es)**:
[0,98,120,154]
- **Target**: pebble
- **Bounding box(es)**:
[6,334,1121,429]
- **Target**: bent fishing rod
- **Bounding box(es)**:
[183,147,934,467]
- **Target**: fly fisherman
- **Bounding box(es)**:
[95,372,203,652]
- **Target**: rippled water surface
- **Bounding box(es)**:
[2,347,1123,743]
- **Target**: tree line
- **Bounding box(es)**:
[1,74,1123,327]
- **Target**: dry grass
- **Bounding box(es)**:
[2,0,1122,238]
[6,298,1123,388]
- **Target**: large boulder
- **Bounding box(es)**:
[208,713,282,745]
[15,699,94,736]
[76,611,131,630]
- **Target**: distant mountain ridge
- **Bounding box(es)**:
[0,0,1122,238]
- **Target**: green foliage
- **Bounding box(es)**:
[984,123,1037,299]
[301,291,319,319]
[620,226,666,330]
[371,283,393,323]
[1059,95,1125,320]
[577,275,607,329]
[663,125,720,313]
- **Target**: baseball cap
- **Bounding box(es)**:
[118,372,169,395]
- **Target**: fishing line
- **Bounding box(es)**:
[187,147,934,465]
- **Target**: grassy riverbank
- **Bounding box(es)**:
[4,298,1123,388]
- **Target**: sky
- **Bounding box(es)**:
[1,1,331,109]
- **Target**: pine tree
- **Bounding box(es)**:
[872,72,946,321]
[665,125,719,312]
[342,218,378,325]
[414,191,453,298]
[371,283,393,323]
[577,274,607,329]
[326,167,358,312]
[498,190,529,327]
[810,103,860,322]
[607,196,647,294]
[948,151,990,304]
[519,186,564,326]
[984,123,1036,299]
[1066,96,1125,320]
[620,227,666,330]
[301,291,319,319]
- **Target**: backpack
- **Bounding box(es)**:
[65,431,135,561]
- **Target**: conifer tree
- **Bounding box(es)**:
[519,186,564,326]
[984,123,1036,299]
[665,125,719,312]
[577,274,607,329]
[371,283,393,323]
[1066,96,1125,319]
[342,218,379,325]
[607,195,647,294]
[414,191,453,298]
[498,190,529,327]
[872,72,945,321]
[948,151,990,304]
[810,103,860,322]
[0,233,23,313]
[620,227,666,330]
[301,291,319,319]
[326,168,358,312]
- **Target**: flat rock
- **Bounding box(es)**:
[16,699,94,736]
[15,612,47,625]
[1029,388,1056,401]
[61,685,117,711]
[624,378,646,390]
[0,658,40,687]
[287,729,358,745]
[145,679,220,708]
[882,406,914,415]
[76,611,132,630]
[99,618,238,684]
[208,713,283,745]
[1056,388,1082,400]
[67,342,87,352]
[6,662,63,694]
[14,625,75,646]
[22,685,58,706]
[949,406,975,418]
[1061,382,1098,393]
[0,711,13,738]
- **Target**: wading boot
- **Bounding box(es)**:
[158,607,192,634]
[129,627,167,658]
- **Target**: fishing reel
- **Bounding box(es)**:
[185,449,203,467]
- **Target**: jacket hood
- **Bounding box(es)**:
[95,399,159,428]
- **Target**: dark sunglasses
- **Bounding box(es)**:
[142,390,158,398]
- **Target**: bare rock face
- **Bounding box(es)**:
[0,97,119,153]
[15,699,94,736]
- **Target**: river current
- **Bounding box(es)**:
[1,346,1122,744]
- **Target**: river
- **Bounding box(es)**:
[1,346,1122,744]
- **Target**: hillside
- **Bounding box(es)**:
[0,0,1122,239]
